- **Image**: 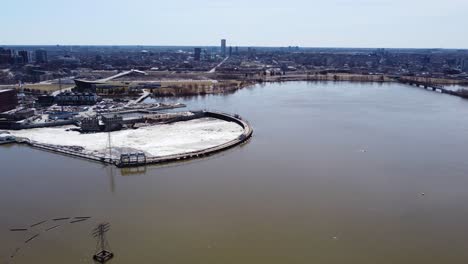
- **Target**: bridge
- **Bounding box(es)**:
[98,69,147,82]
[125,90,151,107]
[74,69,148,89]
[395,78,458,96]
[208,56,230,73]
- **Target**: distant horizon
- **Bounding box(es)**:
[1,44,468,51]
[3,0,467,49]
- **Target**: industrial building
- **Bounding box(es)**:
[0,89,18,113]
[81,114,124,132]
[80,114,125,133]
[81,117,101,132]
[101,114,123,132]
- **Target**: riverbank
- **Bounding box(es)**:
[149,73,468,97]
[151,80,257,97]
[7,111,253,167]
[264,73,467,85]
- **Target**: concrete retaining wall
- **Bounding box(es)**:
[7,120,77,130]
[131,111,253,168]
[14,111,253,168]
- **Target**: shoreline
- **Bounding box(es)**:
[149,73,468,97]
[265,73,468,85]
[8,111,253,168]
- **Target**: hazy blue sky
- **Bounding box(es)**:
[2,0,467,48]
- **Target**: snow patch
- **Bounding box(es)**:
[9,118,244,158]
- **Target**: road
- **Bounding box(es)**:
[125,90,151,107]
[208,57,229,73]
[51,86,74,96]
[39,76,75,85]
[99,69,147,82]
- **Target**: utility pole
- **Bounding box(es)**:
[19,80,24,94]
[92,223,114,263]
[18,80,24,106]
[59,78,63,112]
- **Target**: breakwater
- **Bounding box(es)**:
[13,111,253,168]
[0,120,77,130]
[131,111,253,167]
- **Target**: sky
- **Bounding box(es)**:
[1,0,467,49]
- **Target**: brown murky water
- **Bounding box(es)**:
[2,81,468,263]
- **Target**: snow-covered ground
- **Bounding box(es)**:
[8,118,244,158]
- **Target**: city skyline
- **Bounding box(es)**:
[2,0,468,49]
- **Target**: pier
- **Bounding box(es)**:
[121,111,253,167]
[125,90,151,107]
[13,111,253,168]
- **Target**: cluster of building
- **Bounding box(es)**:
[0,83,100,129]
[216,48,468,80]
[3,42,468,87]
[0,48,47,65]
[193,39,239,62]
[0,47,76,84]
[1,42,468,126]
[81,114,123,133]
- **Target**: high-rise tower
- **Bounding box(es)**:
[194,48,202,61]
[221,39,227,57]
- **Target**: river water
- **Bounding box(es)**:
[2,81,468,263]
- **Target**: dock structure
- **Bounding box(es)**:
[119,152,147,166]
[125,90,151,107]
[13,111,253,168]
[124,111,253,168]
